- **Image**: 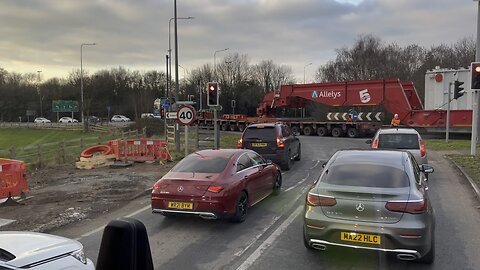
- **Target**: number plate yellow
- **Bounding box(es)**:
[168,202,193,210]
[251,143,267,147]
[341,232,381,245]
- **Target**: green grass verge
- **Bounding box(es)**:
[449,154,480,186]
[0,128,90,149]
[0,128,138,169]
[424,139,479,151]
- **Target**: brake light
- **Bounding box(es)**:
[306,193,337,207]
[419,139,426,157]
[207,186,224,193]
[371,138,378,149]
[276,137,285,148]
[385,199,427,214]
[237,138,243,148]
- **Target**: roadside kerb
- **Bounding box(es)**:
[446,156,480,201]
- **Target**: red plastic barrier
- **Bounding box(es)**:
[0,158,28,200]
[109,139,171,162]
[80,145,113,158]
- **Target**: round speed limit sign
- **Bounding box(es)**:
[176,105,196,126]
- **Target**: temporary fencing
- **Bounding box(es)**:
[109,139,171,162]
[0,158,28,201]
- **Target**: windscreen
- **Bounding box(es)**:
[378,134,419,149]
[243,127,276,141]
[322,164,409,188]
[171,154,230,173]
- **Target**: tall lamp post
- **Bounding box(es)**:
[303,62,312,84]
[37,70,42,116]
[80,43,96,126]
[302,62,312,118]
[214,48,229,80]
[212,48,229,149]
[168,16,194,98]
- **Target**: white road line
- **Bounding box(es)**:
[309,160,320,170]
[74,205,151,241]
[234,215,281,257]
[284,172,310,193]
[235,205,303,270]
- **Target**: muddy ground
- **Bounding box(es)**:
[0,161,174,232]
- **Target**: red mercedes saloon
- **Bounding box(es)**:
[151,149,282,222]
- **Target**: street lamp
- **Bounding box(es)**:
[80,42,96,125]
[168,16,194,98]
[304,62,312,84]
[37,70,42,116]
[214,48,229,80]
[178,64,186,80]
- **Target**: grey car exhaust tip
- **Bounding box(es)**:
[396,254,417,261]
[311,243,327,251]
[199,213,217,220]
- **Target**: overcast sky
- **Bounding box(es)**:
[0,0,476,82]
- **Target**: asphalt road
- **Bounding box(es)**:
[77,136,480,270]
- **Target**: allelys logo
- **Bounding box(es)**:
[359,89,371,103]
[312,90,341,99]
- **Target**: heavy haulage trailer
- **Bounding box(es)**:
[195,79,472,137]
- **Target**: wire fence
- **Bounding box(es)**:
[0,128,146,170]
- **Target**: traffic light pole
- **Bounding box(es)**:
[446,82,452,143]
[214,108,219,149]
[472,0,480,155]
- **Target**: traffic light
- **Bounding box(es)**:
[207,82,219,106]
[471,62,480,90]
[453,80,465,99]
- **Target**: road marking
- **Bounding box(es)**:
[284,172,310,192]
[74,205,151,241]
[235,205,303,270]
[234,215,281,257]
[309,160,320,170]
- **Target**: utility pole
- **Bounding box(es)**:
[446,82,452,143]
[37,70,42,116]
[472,0,480,155]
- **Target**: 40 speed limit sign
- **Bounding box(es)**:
[176,105,196,125]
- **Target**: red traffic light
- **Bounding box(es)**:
[207,82,219,106]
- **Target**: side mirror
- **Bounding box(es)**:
[322,162,327,168]
[365,139,372,144]
[266,159,273,165]
[420,164,434,174]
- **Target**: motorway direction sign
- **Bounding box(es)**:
[177,105,195,126]
[52,100,79,113]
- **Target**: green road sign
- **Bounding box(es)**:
[52,100,79,112]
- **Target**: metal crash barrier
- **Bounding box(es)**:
[109,139,172,162]
[0,158,28,205]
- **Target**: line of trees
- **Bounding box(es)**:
[0,34,475,122]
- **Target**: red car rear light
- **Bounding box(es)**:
[237,138,243,148]
[207,186,224,193]
[306,193,337,207]
[419,139,426,157]
[385,199,427,214]
[276,137,285,148]
[153,183,159,190]
[371,138,379,149]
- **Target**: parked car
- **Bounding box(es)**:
[58,117,78,123]
[141,113,154,119]
[303,149,435,264]
[33,117,51,123]
[366,127,427,164]
[237,122,301,170]
[0,231,94,269]
[151,149,282,222]
[111,115,131,122]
